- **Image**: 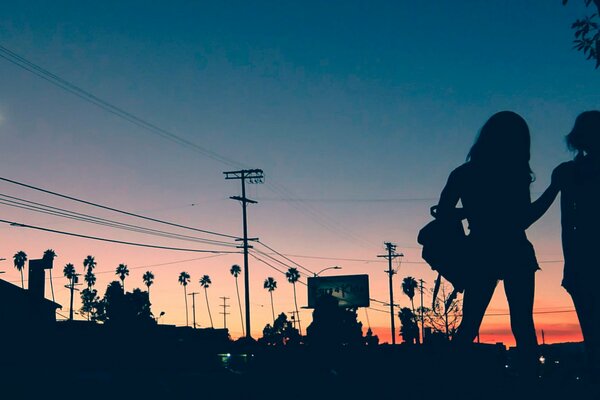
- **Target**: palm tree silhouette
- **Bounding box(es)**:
[229,264,245,333]
[200,275,214,328]
[43,249,57,302]
[143,271,154,297]
[263,277,277,324]
[285,267,302,335]
[63,263,77,321]
[115,263,129,292]
[178,271,190,327]
[83,255,96,272]
[84,269,96,289]
[402,276,418,314]
[229,264,244,332]
[13,250,27,289]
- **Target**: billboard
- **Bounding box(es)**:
[307,274,370,308]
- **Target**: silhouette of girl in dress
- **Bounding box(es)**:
[437,111,558,377]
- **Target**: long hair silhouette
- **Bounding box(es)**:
[467,110,533,180]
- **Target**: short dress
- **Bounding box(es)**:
[447,163,539,281]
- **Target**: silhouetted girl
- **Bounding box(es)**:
[437,111,554,377]
[552,111,600,378]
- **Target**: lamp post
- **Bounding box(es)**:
[314,266,341,277]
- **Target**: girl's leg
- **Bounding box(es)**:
[504,270,538,377]
[453,278,497,345]
[570,285,600,378]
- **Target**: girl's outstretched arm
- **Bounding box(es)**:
[524,163,568,229]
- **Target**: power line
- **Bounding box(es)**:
[260,251,565,265]
[249,252,298,283]
[0,175,239,239]
[0,44,245,169]
[265,181,378,250]
[251,248,307,276]
[256,196,440,203]
[0,218,241,254]
[254,242,316,276]
[0,193,237,247]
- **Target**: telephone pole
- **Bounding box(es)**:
[189,292,200,329]
[224,168,264,339]
[378,242,403,345]
[220,296,230,329]
[64,274,81,321]
[419,279,425,344]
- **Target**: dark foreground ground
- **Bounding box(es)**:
[1,340,597,400]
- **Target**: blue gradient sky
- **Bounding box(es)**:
[0,1,597,343]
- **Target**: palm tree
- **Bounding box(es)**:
[402,276,418,313]
[13,250,27,289]
[199,275,214,328]
[263,277,277,324]
[83,255,96,271]
[285,267,302,335]
[43,249,57,302]
[84,268,96,289]
[142,271,154,297]
[63,263,77,321]
[229,264,244,334]
[115,263,129,292]
[178,271,190,327]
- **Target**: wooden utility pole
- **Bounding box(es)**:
[224,169,264,338]
[64,274,81,321]
[378,242,403,345]
[419,279,425,344]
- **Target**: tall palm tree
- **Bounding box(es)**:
[285,267,302,335]
[63,263,77,321]
[43,249,57,302]
[13,250,27,289]
[199,275,214,328]
[178,271,190,327]
[263,277,277,324]
[142,271,154,297]
[115,263,129,292]
[229,264,244,334]
[402,276,418,313]
[83,255,96,272]
[84,268,96,289]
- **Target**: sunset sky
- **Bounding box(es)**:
[0,1,597,346]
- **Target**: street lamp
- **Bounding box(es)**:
[314,265,341,277]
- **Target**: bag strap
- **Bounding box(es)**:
[430,205,438,218]
[431,273,442,308]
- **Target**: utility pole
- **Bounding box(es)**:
[419,279,425,344]
[220,296,230,329]
[542,329,546,345]
[224,168,264,339]
[189,292,199,329]
[64,274,81,321]
[378,242,403,345]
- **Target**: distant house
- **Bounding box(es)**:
[0,278,61,333]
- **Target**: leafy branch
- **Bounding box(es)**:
[563,0,600,68]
